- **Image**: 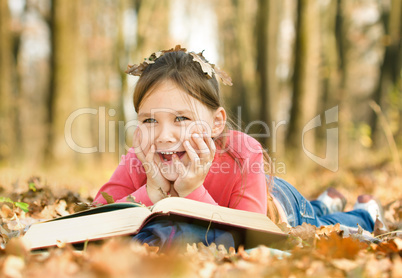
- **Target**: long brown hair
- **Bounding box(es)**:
[132,50,280,223]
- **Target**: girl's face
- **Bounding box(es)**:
[136,80,225,182]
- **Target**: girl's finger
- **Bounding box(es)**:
[172,154,186,177]
[192,133,213,162]
[203,132,216,158]
[141,144,158,175]
[184,140,200,164]
[191,133,210,155]
[145,144,156,163]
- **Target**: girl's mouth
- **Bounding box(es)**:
[158,151,186,162]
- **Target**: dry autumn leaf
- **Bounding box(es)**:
[214,65,233,86]
[316,232,368,259]
[289,222,318,242]
[1,204,14,218]
[316,223,342,236]
[125,45,233,86]
[189,52,214,78]
[101,192,115,204]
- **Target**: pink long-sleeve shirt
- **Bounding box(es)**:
[93,130,268,214]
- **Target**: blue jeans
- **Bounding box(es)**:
[133,219,235,251]
[271,177,374,232]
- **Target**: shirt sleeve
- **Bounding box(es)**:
[93,151,150,205]
[115,185,153,206]
[227,145,267,214]
[186,136,267,215]
[185,185,218,205]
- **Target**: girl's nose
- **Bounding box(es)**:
[155,124,179,143]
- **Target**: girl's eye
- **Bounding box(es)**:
[143,118,157,124]
[175,116,189,122]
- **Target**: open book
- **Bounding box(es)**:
[23,197,287,250]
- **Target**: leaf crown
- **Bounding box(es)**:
[125,45,233,86]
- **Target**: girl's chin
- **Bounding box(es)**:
[161,171,179,182]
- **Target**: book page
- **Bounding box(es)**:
[152,197,284,234]
[24,207,151,250]
[48,202,145,221]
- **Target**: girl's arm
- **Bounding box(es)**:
[226,150,267,214]
[93,152,153,206]
[225,133,268,214]
[182,143,267,215]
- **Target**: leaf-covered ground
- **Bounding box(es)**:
[0,166,401,278]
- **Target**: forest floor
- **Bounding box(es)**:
[0,157,401,277]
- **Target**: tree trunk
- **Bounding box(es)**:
[48,0,91,167]
[370,0,402,146]
[256,0,281,152]
[17,2,51,168]
[116,0,131,158]
[0,0,18,164]
[286,0,321,162]
[318,0,340,143]
[215,0,258,130]
[133,0,171,62]
[334,0,351,165]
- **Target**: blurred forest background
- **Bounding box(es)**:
[0,0,401,195]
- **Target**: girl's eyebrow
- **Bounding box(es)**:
[138,109,195,118]
[137,112,152,118]
[176,109,195,115]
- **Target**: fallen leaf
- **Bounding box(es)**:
[392,255,402,277]
[289,222,318,246]
[1,204,14,218]
[364,256,393,277]
[331,258,359,272]
[394,237,402,250]
[14,202,29,213]
[101,192,115,204]
[316,232,368,259]
[125,195,136,203]
[372,238,402,255]
[55,200,69,216]
[373,217,387,237]
[4,237,30,257]
[317,223,342,236]
[3,255,25,278]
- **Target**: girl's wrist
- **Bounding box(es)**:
[157,187,171,198]
[146,184,167,203]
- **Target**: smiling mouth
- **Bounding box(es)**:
[158,151,186,162]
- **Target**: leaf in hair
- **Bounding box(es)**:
[125,62,148,76]
[214,65,233,86]
[189,52,214,79]
[125,45,187,76]
[125,45,232,86]
[144,51,163,64]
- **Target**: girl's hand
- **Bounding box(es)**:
[172,132,216,197]
[133,127,172,203]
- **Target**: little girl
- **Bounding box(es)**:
[94,45,382,249]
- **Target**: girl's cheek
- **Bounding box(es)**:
[140,135,152,154]
[184,121,212,139]
[138,125,152,153]
[184,122,212,153]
